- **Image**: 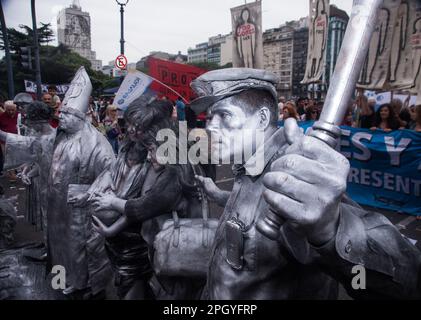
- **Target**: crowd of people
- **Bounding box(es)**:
[1,88,420,174]
[277,94,421,132]
[0,88,420,180]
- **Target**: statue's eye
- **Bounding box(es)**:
[221,112,231,120]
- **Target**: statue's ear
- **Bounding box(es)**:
[258,107,271,130]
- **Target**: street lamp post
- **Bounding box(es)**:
[0,1,14,99]
[116,0,129,55]
[31,0,42,100]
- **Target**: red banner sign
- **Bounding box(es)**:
[148,57,206,103]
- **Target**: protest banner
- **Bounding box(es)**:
[283,121,421,215]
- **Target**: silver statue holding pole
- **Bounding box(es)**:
[190,0,421,299]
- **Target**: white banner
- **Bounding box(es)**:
[364,90,417,109]
[389,0,414,90]
[113,71,153,111]
[24,80,70,95]
[409,1,421,98]
[358,0,401,90]
[231,1,264,69]
[302,0,330,84]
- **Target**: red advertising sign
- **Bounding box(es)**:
[148,57,207,103]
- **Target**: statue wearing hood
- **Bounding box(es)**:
[47,67,115,298]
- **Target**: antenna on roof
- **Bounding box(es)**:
[71,0,81,9]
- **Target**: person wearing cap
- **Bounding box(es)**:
[47,67,115,299]
[0,101,57,260]
[192,68,421,300]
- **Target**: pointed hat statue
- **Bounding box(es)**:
[60,66,92,119]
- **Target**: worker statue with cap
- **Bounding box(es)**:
[191,68,421,300]
[47,67,115,298]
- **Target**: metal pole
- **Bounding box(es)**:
[310,0,384,147]
[0,1,14,99]
[256,0,384,240]
[31,0,42,100]
[120,4,124,55]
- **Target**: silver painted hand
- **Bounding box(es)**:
[263,126,350,246]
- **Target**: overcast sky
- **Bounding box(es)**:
[2,0,352,65]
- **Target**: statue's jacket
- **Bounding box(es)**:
[206,128,421,300]
[47,122,115,294]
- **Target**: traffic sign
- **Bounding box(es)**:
[115,54,128,70]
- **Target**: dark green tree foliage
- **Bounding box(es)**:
[0,23,111,98]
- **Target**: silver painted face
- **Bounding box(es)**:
[126,121,143,142]
[25,120,48,134]
[206,97,261,164]
[58,111,83,133]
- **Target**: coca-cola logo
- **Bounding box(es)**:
[237,24,256,37]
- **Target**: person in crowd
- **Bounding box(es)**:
[87,96,99,128]
[391,98,410,128]
[0,101,19,179]
[175,97,186,122]
[42,93,59,128]
[185,104,197,129]
[341,107,354,126]
[103,105,122,154]
[316,100,324,113]
[281,101,300,121]
[370,103,403,132]
[0,101,18,135]
[99,99,109,122]
[296,97,308,116]
[411,104,421,132]
[278,96,286,111]
[159,96,175,118]
[303,105,320,121]
[307,98,316,109]
[41,93,53,107]
[47,85,61,110]
[357,96,376,129]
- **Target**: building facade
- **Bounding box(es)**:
[263,25,295,98]
[57,0,102,71]
[324,5,349,87]
[188,42,208,64]
[292,24,309,98]
[187,33,232,67]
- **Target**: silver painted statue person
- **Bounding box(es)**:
[191,68,421,299]
[0,101,57,259]
[47,67,115,298]
[85,97,206,300]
